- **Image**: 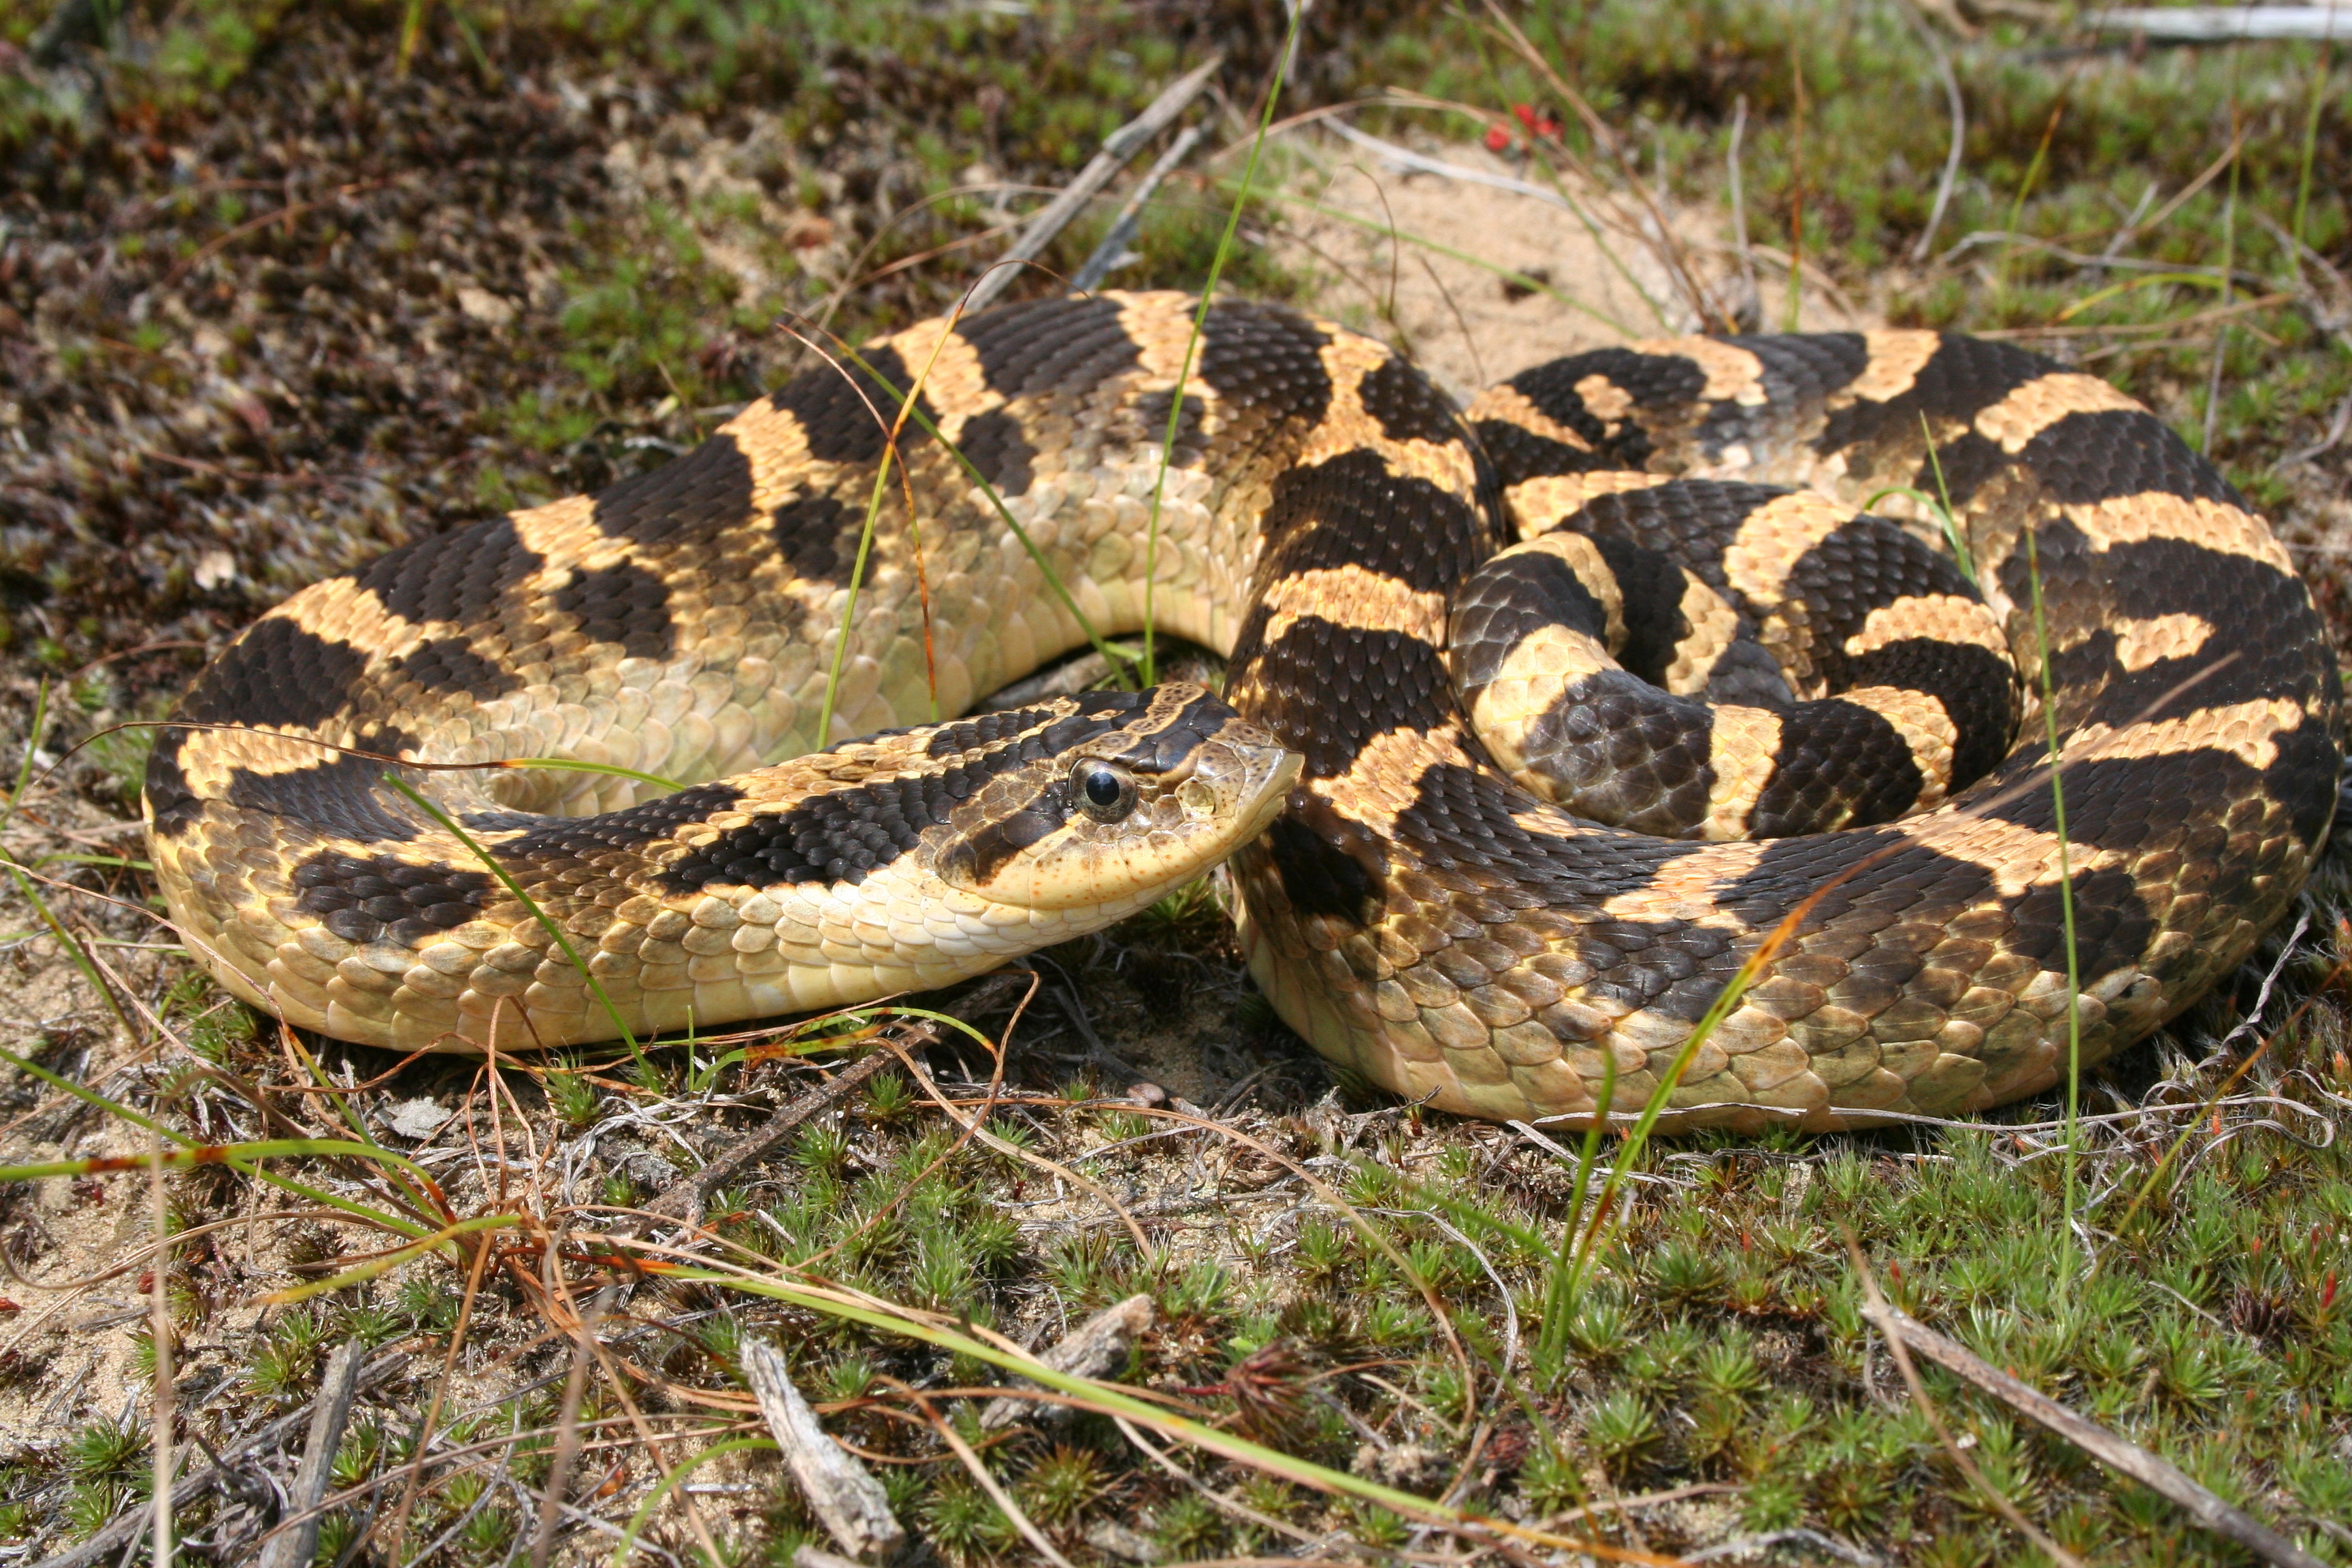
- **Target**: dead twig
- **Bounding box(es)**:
[742,1336,908,1563]
[1845,1239,2087,1568]
[2087,7,2352,44]
[1904,1,1967,265]
[979,1294,1156,1431]
[1071,125,1207,294]
[1862,1296,2331,1568]
[255,1339,365,1568]
[962,54,1223,312]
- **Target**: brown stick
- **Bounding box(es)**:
[961,55,1224,312]
[255,1339,365,1568]
[1865,1301,2329,1568]
[742,1336,907,1563]
[979,1294,1156,1431]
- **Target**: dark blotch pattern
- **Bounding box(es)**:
[1240,617,1452,779]
[770,343,934,466]
[2016,408,2240,508]
[1568,480,1790,593]
[919,690,1146,765]
[589,431,755,546]
[1814,334,2055,463]
[180,617,371,731]
[1521,670,1718,836]
[356,517,542,625]
[1750,700,1923,836]
[553,561,674,662]
[389,638,517,698]
[1505,347,1711,470]
[1196,301,1332,425]
[659,777,967,890]
[144,728,199,838]
[953,408,1037,497]
[495,782,747,863]
[1589,535,1695,687]
[1448,546,1616,693]
[952,785,1067,884]
[771,494,849,585]
[2266,724,2341,849]
[228,738,424,846]
[1391,761,1708,902]
[1256,450,1501,595]
[1260,800,1385,925]
[1473,418,1614,487]
[956,295,1140,397]
[292,850,496,947]
[1357,353,1463,445]
[1844,638,2015,786]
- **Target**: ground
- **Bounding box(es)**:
[0,3,2350,1565]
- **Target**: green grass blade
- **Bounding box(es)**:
[611,1437,779,1565]
[378,772,643,1057]
[2056,271,2231,323]
[257,1213,525,1303]
[620,1260,1644,1563]
[815,374,914,749]
[0,675,48,836]
[831,341,1139,688]
[2290,35,2334,256]
[0,1043,193,1145]
[0,1136,445,1186]
[1143,16,1302,686]
[2020,521,2085,1303]
[500,757,689,794]
[1,864,136,1039]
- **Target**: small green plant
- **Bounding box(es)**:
[65,1480,130,1542]
[542,1054,601,1128]
[64,1416,146,1480]
[395,1273,464,1335]
[1019,1446,1103,1526]
[923,1479,1013,1563]
[1695,1333,1767,1401]
[1584,1388,1659,1476]
[1562,1294,1632,1361]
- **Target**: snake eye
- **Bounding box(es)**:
[1071,759,1139,823]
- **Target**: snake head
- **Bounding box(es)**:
[934,683,1301,912]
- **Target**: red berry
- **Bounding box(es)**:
[1484,125,1512,153]
[1513,102,1538,130]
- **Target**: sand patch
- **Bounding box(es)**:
[1268,133,1878,402]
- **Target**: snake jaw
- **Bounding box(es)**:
[934,690,1300,915]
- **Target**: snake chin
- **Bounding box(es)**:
[935,684,1301,915]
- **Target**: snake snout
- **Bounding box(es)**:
[935,685,1301,914]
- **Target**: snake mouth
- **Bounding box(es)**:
[934,692,1302,913]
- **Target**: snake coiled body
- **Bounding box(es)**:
[145,292,2341,1130]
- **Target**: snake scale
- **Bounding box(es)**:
[144,292,2342,1131]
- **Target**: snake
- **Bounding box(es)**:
[142,291,2342,1131]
